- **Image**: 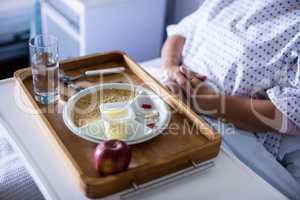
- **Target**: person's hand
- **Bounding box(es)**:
[189,78,221,114]
[164,65,207,97]
[189,77,218,97]
[164,79,186,103]
[163,66,208,106]
[166,65,206,87]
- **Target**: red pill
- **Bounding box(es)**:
[147,123,155,128]
[142,104,152,109]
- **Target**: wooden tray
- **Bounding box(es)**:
[14,51,221,198]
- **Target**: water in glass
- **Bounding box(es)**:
[30,35,59,104]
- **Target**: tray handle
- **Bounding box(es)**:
[120,160,215,199]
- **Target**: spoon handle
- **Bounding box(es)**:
[84,67,125,77]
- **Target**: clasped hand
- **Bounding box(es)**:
[164,65,216,97]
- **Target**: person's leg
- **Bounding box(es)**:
[281,150,300,185]
[203,116,300,200]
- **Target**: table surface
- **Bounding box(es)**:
[0,59,288,200]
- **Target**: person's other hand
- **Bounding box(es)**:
[164,79,186,101]
[166,65,206,87]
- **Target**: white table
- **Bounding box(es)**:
[0,59,288,200]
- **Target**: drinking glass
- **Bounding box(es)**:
[29,35,59,104]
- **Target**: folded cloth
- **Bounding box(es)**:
[0,132,44,200]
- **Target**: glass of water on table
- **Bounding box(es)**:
[29,35,59,104]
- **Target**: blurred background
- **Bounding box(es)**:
[0,0,202,79]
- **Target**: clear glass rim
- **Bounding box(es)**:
[29,34,58,49]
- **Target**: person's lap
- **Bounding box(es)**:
[282,150,300,184]
[203,116,300,200]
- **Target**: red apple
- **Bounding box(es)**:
[93,140,131,175]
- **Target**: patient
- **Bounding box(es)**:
[162,0,300,198]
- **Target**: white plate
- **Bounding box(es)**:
[62,83,171,145]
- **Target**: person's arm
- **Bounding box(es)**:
[161,36,185,78]
[190,83,283,132]
[161,37,207,87]
[161,7,202,86]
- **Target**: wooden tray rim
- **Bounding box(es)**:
[14,51,221,196]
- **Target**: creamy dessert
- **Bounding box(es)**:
[72,88,136,127]
[100,102,135,140]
